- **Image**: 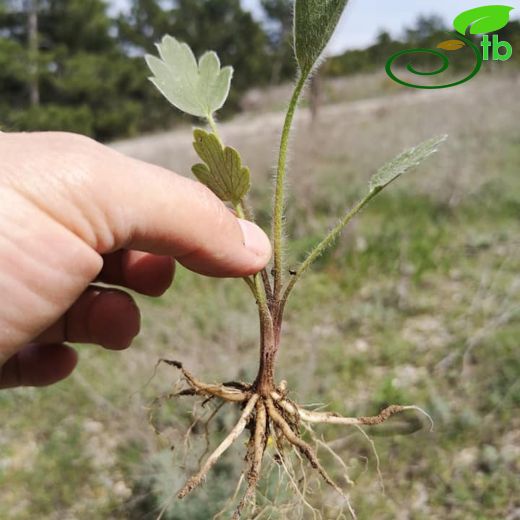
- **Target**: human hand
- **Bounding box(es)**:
[0,132,271,389]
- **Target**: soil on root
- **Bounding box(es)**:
[149,360,431,519]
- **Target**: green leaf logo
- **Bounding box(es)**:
[369,135,447,193]
[453,5,514,35]
[192,130,251,205]
[145,35,233,119]
[294,0,349,75]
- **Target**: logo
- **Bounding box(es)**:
[386,5,515,89]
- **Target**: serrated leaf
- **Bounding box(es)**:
[192,129,250,205]
[369,135,447,193]
[145,35,233,118]
[453,5,514,35]
[294,0,349,75]
[437,39,466,51]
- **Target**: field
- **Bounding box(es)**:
[1,71,519,519]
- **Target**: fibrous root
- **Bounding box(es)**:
[151,360,432,519]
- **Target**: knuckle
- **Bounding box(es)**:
[50,133,114,191]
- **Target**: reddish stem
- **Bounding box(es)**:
[253,305,282,396]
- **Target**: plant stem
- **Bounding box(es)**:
[207,113,221,143]
[207,116,273,308]
[254,306,277,395]
[243,276,257,294]
[241,199,273,302]
[272,74,307,300]
[280,189,379,314]
[238,201,268,309]
[204,116,269,308]
[206,113,276,389]
[236,203,246,220]
[256,73,309,391]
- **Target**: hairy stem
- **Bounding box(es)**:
[254,307,278,395]
[207,115,276,386]
[236,203,246,220]
[272,74,307,299]
[207,115,269,308]
[235,202,265,303]
[240,191,273,302]
[206,116,272,309]
[207,112,220,142]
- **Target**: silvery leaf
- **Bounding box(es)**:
[145,35,233,118]
[294,0,349,75]
[369,135,447,193]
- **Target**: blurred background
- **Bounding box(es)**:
[1,1,519,519]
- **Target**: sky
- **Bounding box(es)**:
[328,0,520,53]
[112,0,520,54]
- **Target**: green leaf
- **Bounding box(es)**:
[145,35,233,119]
[369,135,447,193]
[192,129,251,205]
[453,5,514,35]
[294,0,349,75]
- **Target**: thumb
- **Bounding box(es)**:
[86,135,272,277]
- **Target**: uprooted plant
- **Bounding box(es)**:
[144,0,443,518]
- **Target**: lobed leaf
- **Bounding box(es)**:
[145,35,233,119]
[192,129,251,205]
[369,135,448,193]
[453,5,514,35]
[294,0,349,75]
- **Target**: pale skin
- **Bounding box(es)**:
[0,132,272,390]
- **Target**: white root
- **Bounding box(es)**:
[213,474,245,520]
[277,399,433,429]
[302,423,355,487]
[162,359,249,402]
[178,394,259,499]
[353,424,384,493]
[273,444,321,520]
[158,363,434,518]
[266,398,347,501]
[233,401,267,520]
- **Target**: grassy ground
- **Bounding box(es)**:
[1,72,519,519]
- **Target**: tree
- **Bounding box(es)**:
[0,0,149,140]
[0,1,32,109]
[38,0,114,53]
[26,0,39,106]
[117,0,173,54]
[261,0,296,83]
[404,14,447,44]
[120,0,272,111]
[172,0,271,94]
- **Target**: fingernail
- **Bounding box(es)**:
[238,219,272,260]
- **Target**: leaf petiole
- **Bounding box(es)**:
[207,113,221,144]
[280,189,377,312]
[280,134,447,313]
[204,117,270,310]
